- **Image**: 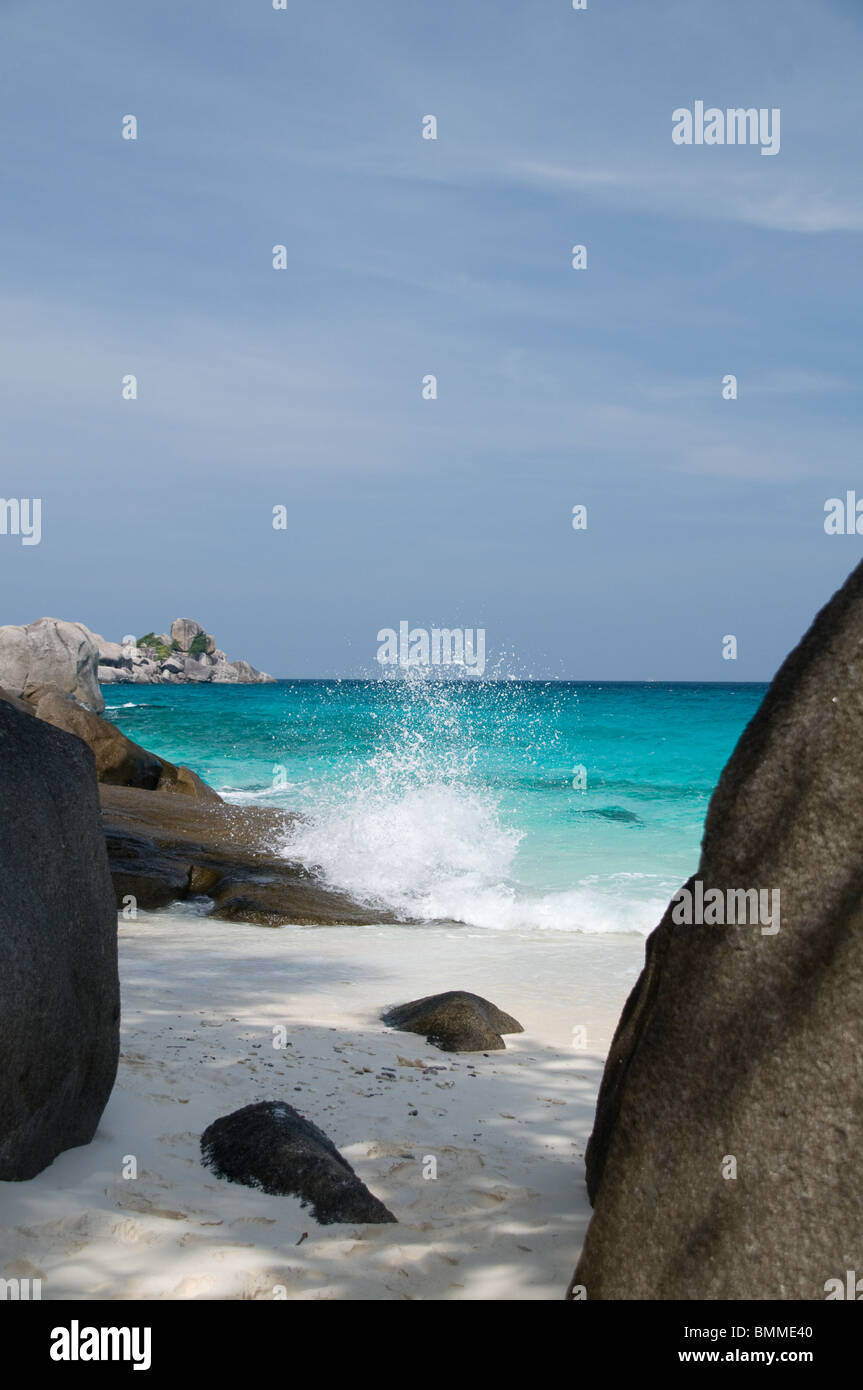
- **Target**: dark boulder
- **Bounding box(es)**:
[382,991,524,1052]
[571,561,863,1300]
[0,700,119,1180]
[200,1101,396,1225]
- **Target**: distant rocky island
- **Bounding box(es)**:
[98,616,274,686]
[0,616,273,703]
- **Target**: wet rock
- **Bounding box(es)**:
[101,785,401,925]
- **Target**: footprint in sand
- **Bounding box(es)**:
[14,1215,92,1255]
[115,1194,188,1221]
[110,1218,161,1246]
[463,1180,542,1210]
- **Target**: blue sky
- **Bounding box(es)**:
[1,0,862,678]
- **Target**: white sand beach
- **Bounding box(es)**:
[0,914,644,1301]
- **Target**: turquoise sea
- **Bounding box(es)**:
[103,678,766,935]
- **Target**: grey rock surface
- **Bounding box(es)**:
[571,561,863,1301]
[0,700,119,1180]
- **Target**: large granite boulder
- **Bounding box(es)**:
[571,562,863,1301]
[0,618,104,712]
[201,1101,396,1224]
[171,618,205,651]
[0,700,119,1180]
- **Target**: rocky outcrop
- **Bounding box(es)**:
[101,784,400,924]
[0,615,273,690]
[24,685,219,800]
[0,618,104,712]
[0,700,119,1180]
[201,1102,396,1224]
[95,618,273,685]
[381,992,524,1052]
[570,561,863,1301]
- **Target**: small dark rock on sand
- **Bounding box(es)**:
[200,1101,396,1226]
[381,991,524,1052]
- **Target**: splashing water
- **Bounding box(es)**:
[283,671,525,923]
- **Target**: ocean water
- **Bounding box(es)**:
[103,677,765,935]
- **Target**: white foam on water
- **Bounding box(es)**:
[222,784,299,807]
[279,671,664,934]
[287,778,523,923]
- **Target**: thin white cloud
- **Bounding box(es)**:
[510,160,863,235]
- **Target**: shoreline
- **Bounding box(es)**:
[0,913,644,1301]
